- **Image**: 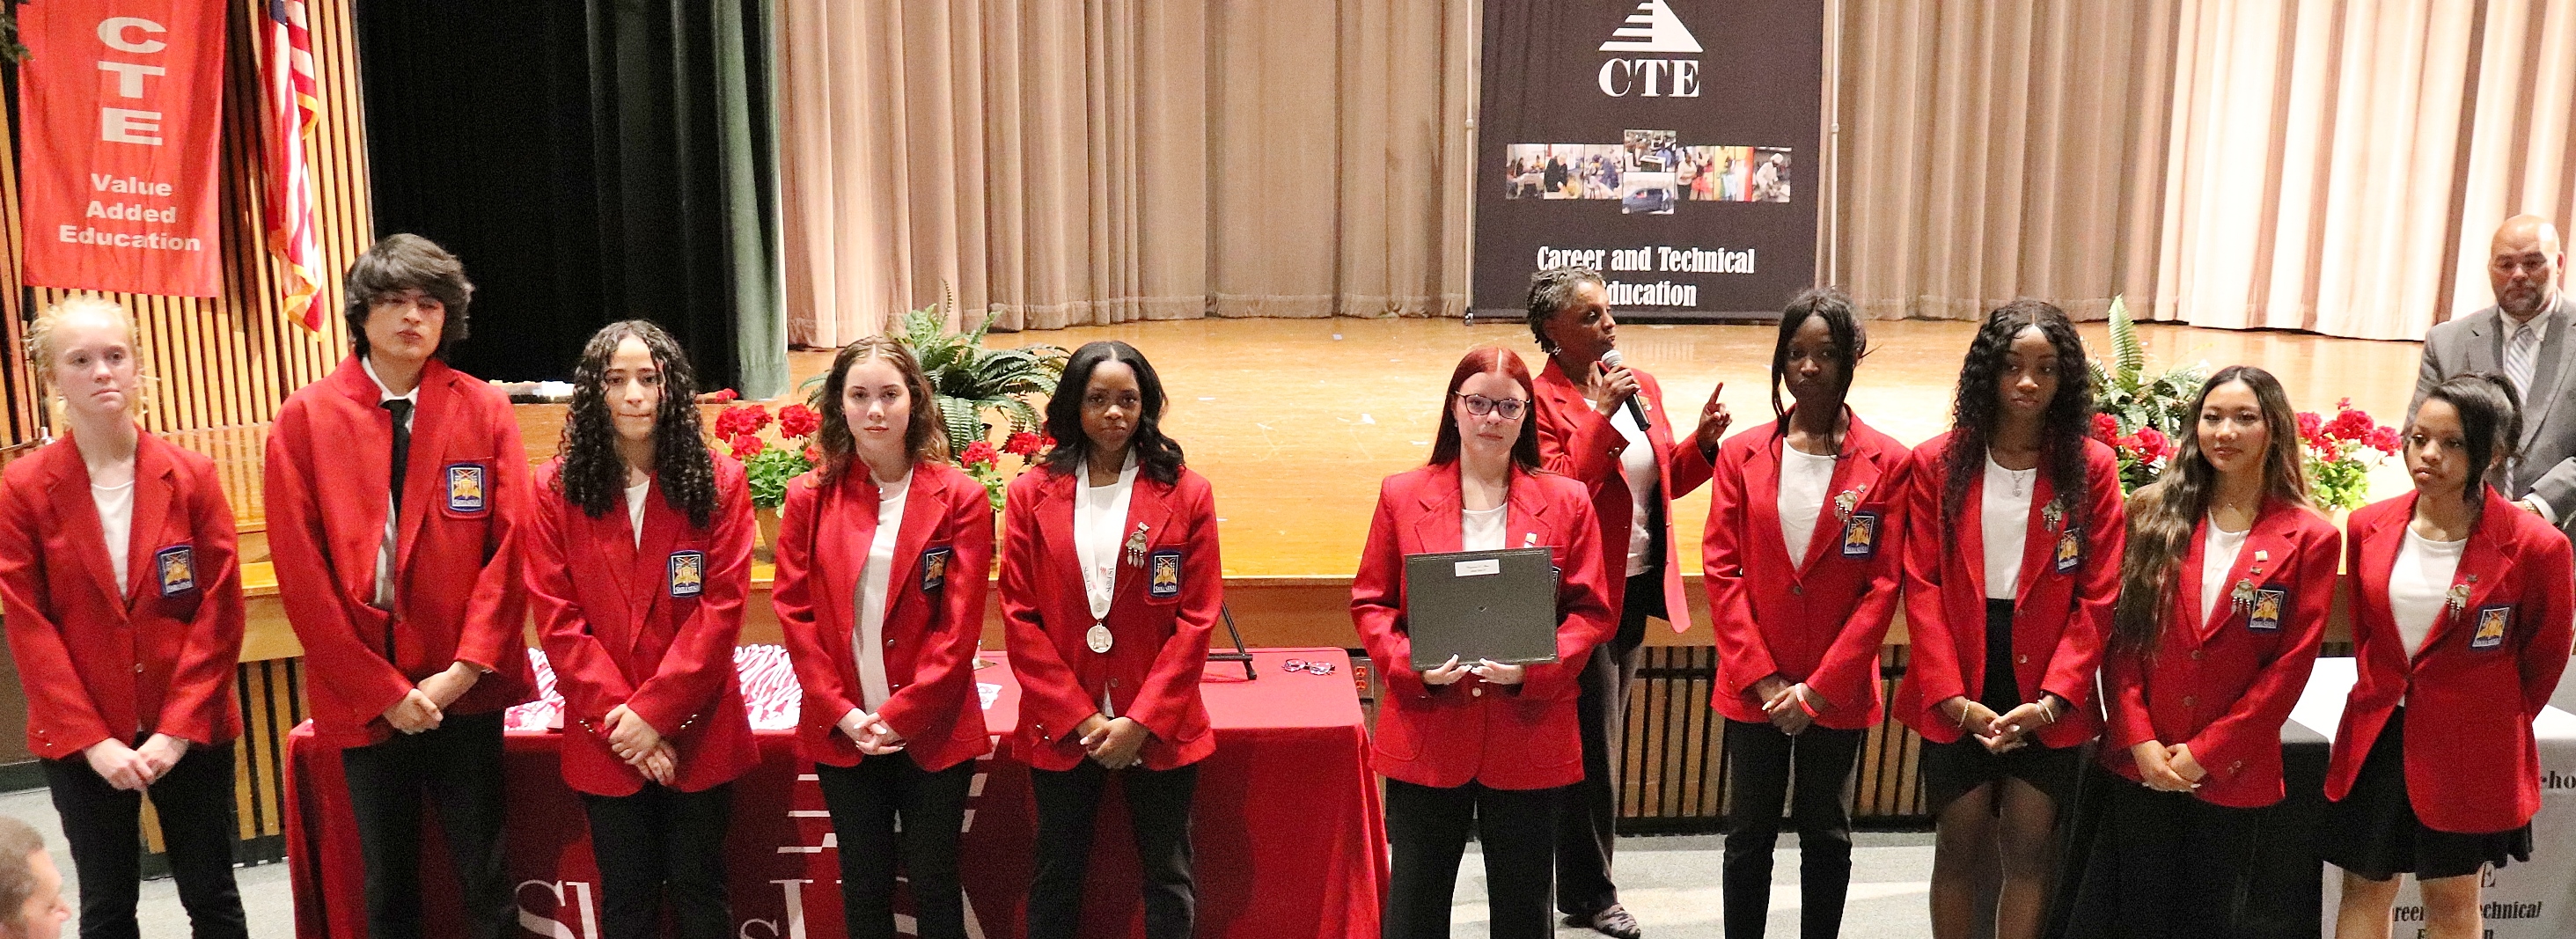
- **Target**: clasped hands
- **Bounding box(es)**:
[2128,739,2209,792]
[380,661,486,736]
[1420,654,1526,687]
[604,705,679,786]
[836,709,908,757]
[1941,693,2066,755]
[1073,714,1152,770]
[1750,676,1831,736]
[83,733,189,791]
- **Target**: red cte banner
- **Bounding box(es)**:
[17,0,227,297]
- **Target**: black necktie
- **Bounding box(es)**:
[383,400,413,511]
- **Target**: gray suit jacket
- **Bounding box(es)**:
[2413,292,2576,533]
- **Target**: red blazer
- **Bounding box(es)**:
[1532,359,1714,635]
[2326,489,2576,833]
[1349,463,1616,789]
[772,460,994,772]
[2102,497,2339,808]
[265,357,536,747]
[0,432,245,759]
[1701,410,1909,730]
[1000,465,1221,772]
[528,456,762,796]
[1892,435,2124,749]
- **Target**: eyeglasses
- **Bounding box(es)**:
[1453,393,1529,420]
[1282,659,1337,676]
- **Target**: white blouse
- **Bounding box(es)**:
[1982,457,2037,599]
[625,478,651,547]
[1611,405,1659,576]
[2198,520,2249,627]
[1777,445,1837,564]
[2389,526,2467,662]
[1075,455,1141,621]
[93,479,136,594]
[1462,503,1508,552]
[851,472,911,712]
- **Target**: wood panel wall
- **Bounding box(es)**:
[2,0,370,448]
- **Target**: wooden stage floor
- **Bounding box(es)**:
[160,317,2418,651]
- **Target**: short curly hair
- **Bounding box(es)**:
[343,233,473,360]
[1525,267,1605,355]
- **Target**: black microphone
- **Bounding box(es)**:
[1602,348,1648,428]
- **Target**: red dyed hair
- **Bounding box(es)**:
[1428,345,1543,470]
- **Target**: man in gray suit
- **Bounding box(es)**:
[2414,214,2571,528]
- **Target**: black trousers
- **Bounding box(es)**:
[814,753,975,939]
[581,782,735,939]
[1028,760,1199,939]
[42,737,247,939]
[340,710,511,939]
[1385,778,1561,939]
[1721,720,1864,939]
[2063,780,2262,938]
[1555,569,1658,917]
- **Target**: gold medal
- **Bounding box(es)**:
[1086,622,1114,654]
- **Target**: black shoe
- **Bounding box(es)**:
[1565,905,1642,939]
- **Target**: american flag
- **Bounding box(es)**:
[264,0,325,332]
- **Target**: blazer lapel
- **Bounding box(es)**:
[1411,463,1467,554]
[2013,472,2059,607]
[2194,505,2288,642]
[627,481,682,645]
[2354,503,2406,654]
[1745,436,1788,569]
[1034,472,1088,604]
[882,473,941,621]
[1797,442,1861,575]
[1111,477,1177,608]
[393,365,459,577]
[1505,466,1555,552]
[45,446,126,612]
[2415,492,2513,664]
[2519,297,2576,446]
[1958,465,1991,603]
[121,437,176,609]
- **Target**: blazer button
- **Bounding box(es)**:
[2182,695,2196,708]
[885,639,896,648]
[1790,583,1802,596]
[1471,686,1485,697]
[2015,655,2028,664]
[2191,649,2203,660]
[136,664,144,673]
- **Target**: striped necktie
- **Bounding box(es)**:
[2506,321,2540,402]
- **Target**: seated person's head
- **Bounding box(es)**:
[0,818,68,939]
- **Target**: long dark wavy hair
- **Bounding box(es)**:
[2110,366,2311,654]
[811,336,948,484]
[1429,346,1544,471]
[1768,287,1868,448]
[554,320,718,528]
[2411,372,2524,523]
[1940,299,2097,541]
[1041,341,1185,486]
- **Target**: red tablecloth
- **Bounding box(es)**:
[284,648,1385,939]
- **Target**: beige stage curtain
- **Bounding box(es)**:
[1830,0,2182,322]
[2149,0,2576,340]
[775,0,1476,343]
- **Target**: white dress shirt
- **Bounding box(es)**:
[93,478,136,595]
[2198,520,2250,627]
[1462,503,1508,552]
[2389,526,2467,663]
[1982,457,2037,599]
[1777,445,1837,564]
[1610,405,1660,576]
[851,472,911,712]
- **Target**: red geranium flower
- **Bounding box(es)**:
[2295,412,2327,451]
[960,441,1000,467]
[777,404,820,440]
[2091,413,2121,444]
[1002,431,1044,457]
[729,432,765,458]
[2324,407,2374,444]
[703,388,739,403]
[713,404,772,439]
[2132,427,2171,462]
[2364,425,2402,455]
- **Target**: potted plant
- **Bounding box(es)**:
[2298,398,2401,513]
[2088,296,2206,492]
[892,291,1068,510]
[702,389,822,561]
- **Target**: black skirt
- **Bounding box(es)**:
[1919,599,2085,814]
[2318,708,2534,881]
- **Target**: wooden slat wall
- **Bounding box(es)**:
[1,0,370,446]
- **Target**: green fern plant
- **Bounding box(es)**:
[2087,296,2206,491]
[896,285,1068,459]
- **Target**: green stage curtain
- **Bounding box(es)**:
[356,0,785,397]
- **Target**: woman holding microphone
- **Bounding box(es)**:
[0,296,250,939]
[774,337,994,939]
[2068,366,2339,935]
[2323,374,2573,939]
[1524,266,1729,939]
[1352,346,1616,939]
[526,321,761,939]
[1700,288,1906,939]
[1893,300,2123,939]
[1002,341,1222,939]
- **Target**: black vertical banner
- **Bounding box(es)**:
[1473,0,1824,320]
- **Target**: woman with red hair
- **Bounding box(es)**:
[1351,346,1616,939]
